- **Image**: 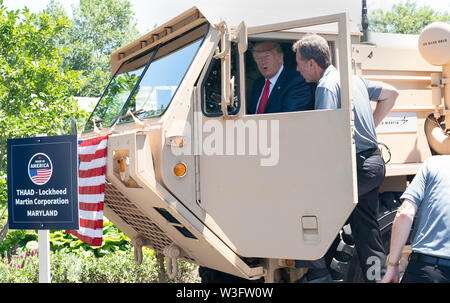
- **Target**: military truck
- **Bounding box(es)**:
[80,5,450,282]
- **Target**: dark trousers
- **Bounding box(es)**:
[351,150,387,282]
[402,253,450,283]
[296,150,387,282]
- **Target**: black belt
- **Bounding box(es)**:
[410,252,450,267]
[357,147,380,159]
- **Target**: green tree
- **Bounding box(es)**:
[369,0,450,34]
[0,2,87,208]
[48,0,140,97]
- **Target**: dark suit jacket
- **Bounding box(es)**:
[247,66,315,114]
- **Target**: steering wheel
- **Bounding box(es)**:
[204,87,222,114]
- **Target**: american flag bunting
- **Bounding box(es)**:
[67,135,109,246]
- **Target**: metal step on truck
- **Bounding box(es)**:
[80,3,450,282]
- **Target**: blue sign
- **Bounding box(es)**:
[7,135,79,230]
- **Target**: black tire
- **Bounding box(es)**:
[327,191,404,282]
[198,266,252,283]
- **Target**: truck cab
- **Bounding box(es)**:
[81,6,449,282]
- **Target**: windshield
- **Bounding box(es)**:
[83,51,155,132]
[118,38,203,123]
[83,24,207,132]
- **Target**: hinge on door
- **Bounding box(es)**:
[194,154,202,209]
[192,86,203,209]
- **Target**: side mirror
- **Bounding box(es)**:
[213,21,246,119]
[233,21,248,55]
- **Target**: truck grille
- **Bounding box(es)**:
[104,181,173,252]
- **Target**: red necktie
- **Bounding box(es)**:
[256,80,271,114]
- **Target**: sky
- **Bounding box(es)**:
[2,0,449,34]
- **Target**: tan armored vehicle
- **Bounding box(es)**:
[80,5,450,282]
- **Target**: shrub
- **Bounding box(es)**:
[0,220,200,283]
[50,221,131,257]
[50,248,160,283]
[50,248,199,283]
[0,241,199,283]
[0,247,39,283]
[0,230,37,257]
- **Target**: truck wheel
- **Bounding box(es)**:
[328,192,403,282]
[198,266,252,283]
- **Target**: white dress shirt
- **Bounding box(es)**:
[255,65,284,112]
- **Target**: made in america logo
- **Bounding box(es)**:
[28,153,53,185]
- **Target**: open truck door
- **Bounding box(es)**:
[195,13,358,260]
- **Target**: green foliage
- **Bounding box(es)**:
[0,230,37,256]
[0,174,6,221]
[0,3,89,180]
[0,4,90,241]
[44,0,140,97]
[0,175,6,205]
[85,71,140,131]
[0,232,199,283]
[0,220,200,282]
[0,244,199,283]
[369,0,450,34]
[50,249,159,283]
[49,221,131,257]
[0,221,129,257]
[0,1,198,283]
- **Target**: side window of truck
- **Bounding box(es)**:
[243,40,310,114]
[201,42,240,116]
[242,39,337,115]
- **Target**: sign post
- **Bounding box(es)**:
[38,230,51,283]
[7,134,79,283]
[36,135,50,284]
